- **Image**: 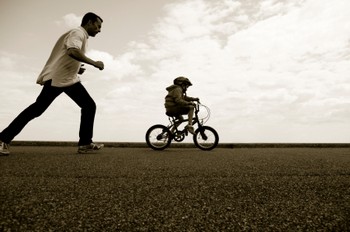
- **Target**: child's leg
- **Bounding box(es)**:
[186,105,195,134]
[171,116,183,133]
[187,105,194,126]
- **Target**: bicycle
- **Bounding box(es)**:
[145,103,219,150]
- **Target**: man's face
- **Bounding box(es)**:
[87,18,102,37]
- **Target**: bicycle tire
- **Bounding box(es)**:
[193,126,219,150]
[145,124,172,150]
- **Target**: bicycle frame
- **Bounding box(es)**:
[145,102,218,150]
[167,103,206,140]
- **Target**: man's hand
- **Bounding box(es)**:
[78,64,86,75]
[94,61,104,70]
[67,48,105,71]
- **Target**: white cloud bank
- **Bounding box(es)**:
[89,0,350,142]
[1,0,350,143]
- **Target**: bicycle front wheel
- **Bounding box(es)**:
[193,126,219,150]
[145,124,172,150]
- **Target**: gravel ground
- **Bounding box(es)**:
[0,147,349,231]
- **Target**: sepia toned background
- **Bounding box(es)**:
[0,0,349,143]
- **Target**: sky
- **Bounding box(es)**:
[0,0,349,143]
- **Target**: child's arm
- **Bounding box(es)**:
[173,88,192,105]
[184,96,199,102]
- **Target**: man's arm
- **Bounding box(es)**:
[67,48,104,70]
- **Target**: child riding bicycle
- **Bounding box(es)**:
[164,76,199,135]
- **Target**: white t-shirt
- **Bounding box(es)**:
[36,27,88,87]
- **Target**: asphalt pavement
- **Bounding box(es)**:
[1,146,349,231]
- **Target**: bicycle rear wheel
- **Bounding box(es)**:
[145,124,172,150]
[193,126,219,150]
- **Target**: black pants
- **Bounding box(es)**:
[0,80,96,146]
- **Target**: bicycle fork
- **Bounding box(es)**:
[196,123,208,140]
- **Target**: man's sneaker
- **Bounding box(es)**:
[0,141,10,155]
[77,143,104,154]
[185,125,195,135]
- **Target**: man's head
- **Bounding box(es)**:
[81,12,103,37]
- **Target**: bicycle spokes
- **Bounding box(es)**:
[146,125,172,150]
[199,130,208,140]
[194,126,219,150]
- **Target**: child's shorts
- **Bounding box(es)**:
[166,105,191,117]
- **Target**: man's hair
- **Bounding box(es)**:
[81,12,103,26]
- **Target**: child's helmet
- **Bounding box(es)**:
[174,76,192,86]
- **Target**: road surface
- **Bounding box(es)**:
[1,146,349,231]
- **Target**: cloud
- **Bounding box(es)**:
[0,51,44,128]
[55,13,81,28]
[87,50,143,81]
[92,0,350,129]
[1,0,349,143]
